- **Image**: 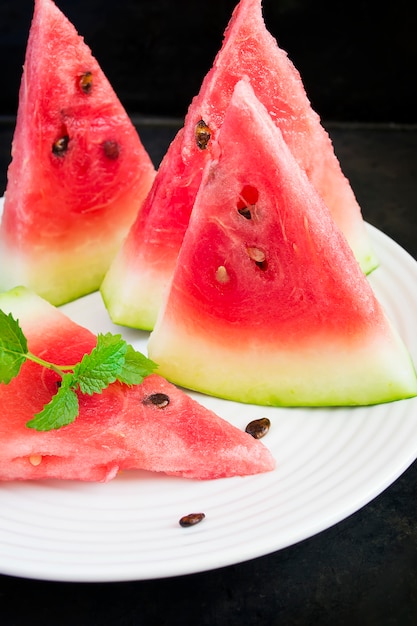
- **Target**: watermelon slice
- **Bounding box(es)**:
[0,0,156,306]
[101,0,377,331]
[0,286,275,481]
[147,79,417,407]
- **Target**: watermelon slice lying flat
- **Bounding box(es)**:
[147,80,417,407]
[0,287,275,481]
[101,0,377,331]
[0,0,156,306]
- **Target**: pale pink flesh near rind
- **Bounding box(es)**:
[0,287,275,481]
[101,0,377,331]
[0,0,156,306]
[147,80,417,407]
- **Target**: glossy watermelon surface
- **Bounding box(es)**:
[0,287,275,481]
[148,80,417,407]
[101,0,377,331]
[0,0,156,306]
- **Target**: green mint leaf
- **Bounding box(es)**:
[0,310,28,384]
[26,374,79,431]
[1,312,160,431]
[73,332,128,395]
[117,344,158,386]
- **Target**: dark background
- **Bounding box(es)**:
[0,0,416,123]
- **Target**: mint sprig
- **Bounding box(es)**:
[0,310,157,431]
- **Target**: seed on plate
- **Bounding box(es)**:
[179,512,205,527]
[143,393,170,408]
[245,417,271,439]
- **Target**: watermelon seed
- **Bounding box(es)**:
[79,71,93,94]
[179,512,205,527]
[215,265,230,284]
[29,455,43,466]
[245,417,271,439]
[195,119,211,150]
[143,393,170,408]
[246,246,267,270]
[52,134,69,157]
[103,140,120,160]
[238,206,252,219]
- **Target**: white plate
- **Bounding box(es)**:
[0,223,417,582]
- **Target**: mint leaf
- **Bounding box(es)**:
[0,310,28,384]
[73,332,128,395]
[26,374,79,431]
[0,312,159,431]
[117,344,158,385]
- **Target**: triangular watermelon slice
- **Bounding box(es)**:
[0,0,156,306]
[0,286,275,481]
[101,0,377,331]
[147,79,417,407]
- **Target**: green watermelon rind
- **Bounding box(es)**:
[148,315,417,407]
[100,247,166,331]
[0,222,124,306]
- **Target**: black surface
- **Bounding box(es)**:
[1,0,416,123]
[0,119,417,625]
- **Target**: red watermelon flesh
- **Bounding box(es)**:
[101,0,377,332]
[0,287,275,481]
[102,127,213,330]
[0,0,156,306]
[100,121,220,331]
[147,79,417,407]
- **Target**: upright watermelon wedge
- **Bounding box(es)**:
[147,80,417,407]
[0,286,275,481]
[101,0,377,331]
[0,0,156,306]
